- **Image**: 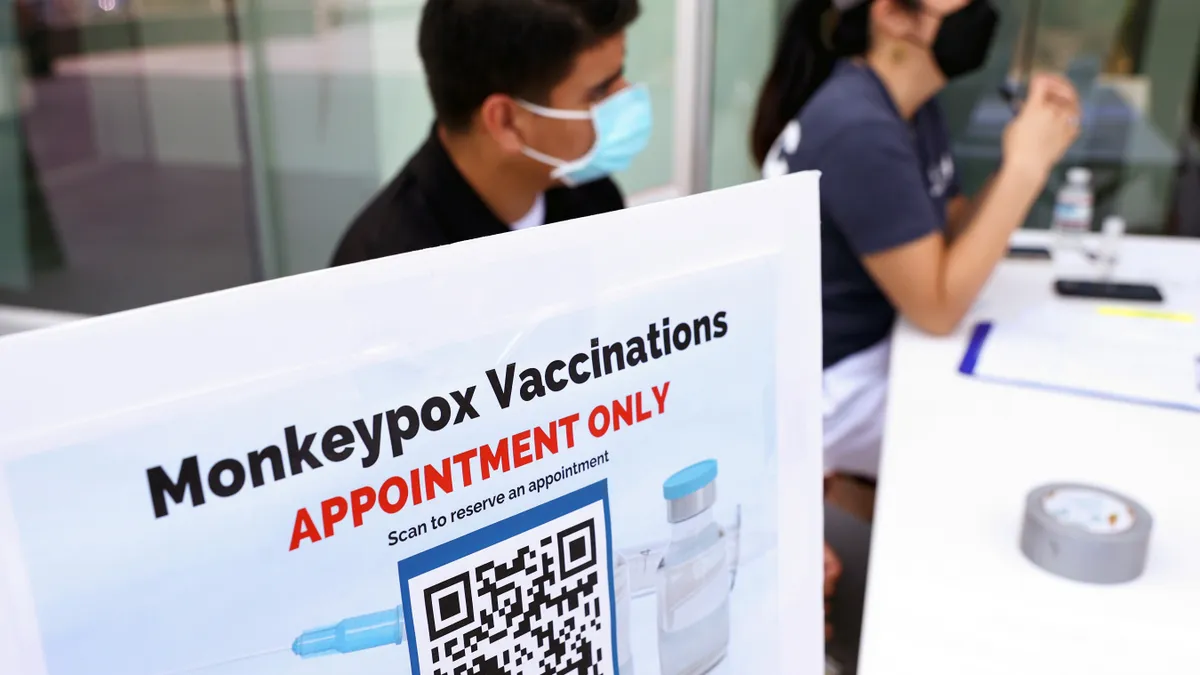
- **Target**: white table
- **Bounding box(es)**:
[859,232,1200,675]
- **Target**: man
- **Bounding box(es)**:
[331,0,650,266]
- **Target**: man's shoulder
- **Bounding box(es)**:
[329,165,446,267]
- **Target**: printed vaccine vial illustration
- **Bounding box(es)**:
[656,460,731,675]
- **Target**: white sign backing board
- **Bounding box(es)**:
[0,172,823,675]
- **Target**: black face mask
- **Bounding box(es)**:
[931,0,1000,79]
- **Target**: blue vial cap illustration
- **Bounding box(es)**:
[662,459,718,500]
[292,606,405,658]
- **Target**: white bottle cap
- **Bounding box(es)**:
[1102,215,1126,237]
[1067,167,1092,185]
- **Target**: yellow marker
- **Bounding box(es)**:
[1097,306,1194,323]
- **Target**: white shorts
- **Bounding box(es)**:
[822,338,891,479]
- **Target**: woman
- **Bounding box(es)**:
[753,0,1080,479]
[753,0,1081,639]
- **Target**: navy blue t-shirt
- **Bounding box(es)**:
[765,60,961,369]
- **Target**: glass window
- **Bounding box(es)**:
[942,0,1200,234]
[708,0,782,191]
[1,0,260,314]
[244,0,679,277]
[9,0,1194,319]
[1,0,681,314]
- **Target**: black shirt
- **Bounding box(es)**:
[331,132,626,266]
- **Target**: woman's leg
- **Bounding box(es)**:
[824,539,841,641]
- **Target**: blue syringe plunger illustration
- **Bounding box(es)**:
[292,606,405,658]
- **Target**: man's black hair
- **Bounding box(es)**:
[419,0,640,132]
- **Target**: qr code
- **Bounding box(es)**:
[399,482,616,675]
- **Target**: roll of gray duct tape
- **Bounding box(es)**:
[1020,483,1152,585]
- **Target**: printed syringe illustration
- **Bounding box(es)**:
[154,608,407,675]
[291,606,406,658]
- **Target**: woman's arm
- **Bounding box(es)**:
[863,75,1080,335]
[945,194,971,239]
[944,174,996,241]
[862,162,1046,334]
[947,76,1083,242]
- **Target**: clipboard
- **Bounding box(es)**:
[958,322,1200,414]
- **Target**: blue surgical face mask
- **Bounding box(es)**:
[518,84,653,187]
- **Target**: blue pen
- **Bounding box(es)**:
[292,606,405,658]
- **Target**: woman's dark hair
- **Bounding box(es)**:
[750,0,918,166]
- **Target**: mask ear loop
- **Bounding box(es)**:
[515,99,601,185]
[516,100,594,121]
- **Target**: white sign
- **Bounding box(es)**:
[0,172,823,675]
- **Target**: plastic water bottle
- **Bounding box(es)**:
[1052,167,1094,251]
